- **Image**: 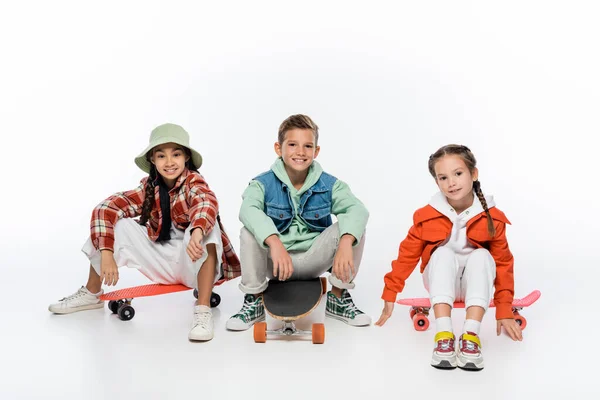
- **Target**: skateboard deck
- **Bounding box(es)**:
[100,283,191,301]
[396,290,541,331]
[254,277,327,344]
[99,283,221,321]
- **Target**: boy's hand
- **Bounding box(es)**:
[187,228,204,262]
[375,301,395,326]
[332,234,355,283]
[266,235,293,281]
[497,318,523,341]
[100,250,119,286]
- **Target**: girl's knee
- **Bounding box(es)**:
[468,248,495,268]
[113,218,139,242]
[429,246,456,265]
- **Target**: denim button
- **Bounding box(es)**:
[315,213,319,218]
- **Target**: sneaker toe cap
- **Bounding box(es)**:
[348,314,372,326]
[226,317,251,331]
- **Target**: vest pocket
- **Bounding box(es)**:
[302,205,331,222]
[265,204,293,221]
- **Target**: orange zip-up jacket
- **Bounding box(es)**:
[382,204,515,320]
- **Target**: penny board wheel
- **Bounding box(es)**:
[413,313,429,331]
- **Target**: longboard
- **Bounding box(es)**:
[253,277,327,344]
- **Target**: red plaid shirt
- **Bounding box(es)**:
[90,169,240,281]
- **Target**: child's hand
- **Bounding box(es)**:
[333,235,355,283]
[100,250,119,286]
[266,236,293,280]
[375,301,395,326]
[497,318,523,341]
[187,228,205,262]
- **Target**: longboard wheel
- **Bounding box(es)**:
[312,323,325,344]
[210,292,221,308]
[193,289,198,299]
[514,315,527,330]
[413,313,429,331]
[118,304,135,321]
[254,322,267,343]
[320,277,327,295]
[108,300,120,314]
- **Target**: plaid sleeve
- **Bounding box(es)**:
[186,174,219,236]
[90,179,147,251]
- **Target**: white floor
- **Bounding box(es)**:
[3,262,596,400]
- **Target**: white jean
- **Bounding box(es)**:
[422,247,496,312]
[82,219,223,289]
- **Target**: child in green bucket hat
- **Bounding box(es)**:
[48,123,241,341]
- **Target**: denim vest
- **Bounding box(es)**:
[254,170,337,234]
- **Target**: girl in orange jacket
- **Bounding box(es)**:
[375,144,522,371]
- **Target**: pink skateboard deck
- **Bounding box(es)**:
[396,290,541,331]
[99,283,221,321]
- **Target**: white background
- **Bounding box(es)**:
[1,1,597,399]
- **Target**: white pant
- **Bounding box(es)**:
[423,247,496,312]
[82,219,224,289]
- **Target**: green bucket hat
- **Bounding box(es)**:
[134,123,203,173]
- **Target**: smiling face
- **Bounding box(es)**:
[433,154,478,208]
[274,128,320,177]
[150,143,190,188]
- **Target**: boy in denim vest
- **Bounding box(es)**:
[226,114,371,330]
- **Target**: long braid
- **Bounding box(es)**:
[473,180,495,237]
[139,165,157,226]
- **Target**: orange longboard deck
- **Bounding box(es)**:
[396,290,541,309]
[99,284,191,301]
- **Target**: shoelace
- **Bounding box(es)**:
[461,338,478,352]
[438,339,454,351]
[337,298,361,314]
[194,310,211,327]
[234,299,256,318]
[59,288,86,302]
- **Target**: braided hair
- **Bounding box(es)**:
[428,144,496,237]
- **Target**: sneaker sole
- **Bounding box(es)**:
[48,303,104,314]
[325,310,371,326]
[431,360,457,370]
[225,315,265,331]
[457,353,484,371]
[431,352,457,369]
[189,333,214,341]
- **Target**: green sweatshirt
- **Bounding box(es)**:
[239,158,369,252]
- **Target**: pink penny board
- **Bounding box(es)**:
[396,290,541,309]
[396,290,541,331]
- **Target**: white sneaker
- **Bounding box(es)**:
[188,305,214,341]
[48,286,104,314]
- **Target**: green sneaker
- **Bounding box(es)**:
[325,290,371,326]
[226,294,265,331]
